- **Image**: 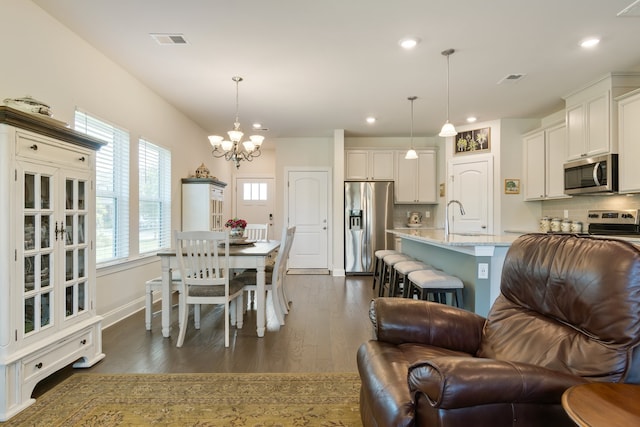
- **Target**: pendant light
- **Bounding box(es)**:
[405,96,418,160]
[439,48,458,137]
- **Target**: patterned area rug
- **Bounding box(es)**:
[5,372,362,426]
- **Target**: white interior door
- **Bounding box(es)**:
[235,177,275,239]
[448,156,493,234]
[286,170,329,270]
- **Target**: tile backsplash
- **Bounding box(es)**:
[393,204,435,228]
[542,194,640,228]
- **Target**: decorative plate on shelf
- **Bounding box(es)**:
[407,223,423,228]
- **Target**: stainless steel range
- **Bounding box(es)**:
[587,209,640,236]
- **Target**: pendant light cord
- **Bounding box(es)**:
[446,53,450,121]
[408,96,417,148]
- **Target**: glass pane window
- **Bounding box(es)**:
[243,182,268,201]
[139,139,171,253]
[75,109,130,264]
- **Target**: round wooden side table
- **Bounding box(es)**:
[562,383,640,427]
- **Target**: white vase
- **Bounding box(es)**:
[230,228,244,238]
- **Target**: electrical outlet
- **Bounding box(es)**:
[424,211,431,218]
[564,209,569,219]
[478,263,489,279]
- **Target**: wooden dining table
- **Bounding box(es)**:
[156,240,280,339]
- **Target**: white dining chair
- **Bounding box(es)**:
[174,230,244,348]
[243,223,269,241]
[235,226,296,326]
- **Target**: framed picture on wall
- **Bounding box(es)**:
[454,127,491,155]
[504,179,520,194]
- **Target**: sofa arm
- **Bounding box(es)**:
[408,356,589,409]
[371,298,486,354]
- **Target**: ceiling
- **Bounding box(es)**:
[32,0,640,141]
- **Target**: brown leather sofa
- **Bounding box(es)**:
[357,233,640,426]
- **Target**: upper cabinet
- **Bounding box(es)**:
[395,149,437,204]
[564,72,640,161]
[345,150,394,181]
[617,89,640,193]
[523,122,569,201]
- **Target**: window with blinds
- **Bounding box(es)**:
[139,139,171,253]
[74,109,130,264]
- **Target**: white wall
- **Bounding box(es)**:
[2,0,234,326]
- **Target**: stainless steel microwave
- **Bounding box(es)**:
[563,154,618,195]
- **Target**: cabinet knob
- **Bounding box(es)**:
[35,362,43,369]
[30,144,38,151]
[79,156,86,162]
[80,339,87,345]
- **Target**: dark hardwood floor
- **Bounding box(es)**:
[35,274,375,396]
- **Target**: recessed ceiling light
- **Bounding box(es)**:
[466,117,477,123]
[580,37,600,48]
[366,117,376,124]
[399,37,420,50]
[252,123,262,129]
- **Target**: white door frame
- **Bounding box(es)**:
[284,166,332,271]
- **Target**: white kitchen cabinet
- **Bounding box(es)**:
[181,178,227,231]
[564,72,640,161]
[617,89,640,193]
[523,122,569,201]
[0,107,105,421]
[395,150,437,204]
[345,150,394,180]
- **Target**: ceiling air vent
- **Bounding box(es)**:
[150,33,188,45]
[497,74,526,85]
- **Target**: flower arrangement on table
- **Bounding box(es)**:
[225,218,247,238]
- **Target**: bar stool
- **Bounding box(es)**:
[379,253,413,297]
[390,260,433,298]
[372,250,399,291]
[406,269,464,307]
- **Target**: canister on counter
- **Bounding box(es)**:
[551,218,562,232]
[539,216,551,233]
[571,221,583,233]
[561,219,572,233]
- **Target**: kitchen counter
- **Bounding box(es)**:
[388,228,521,316]
[390,228,519,253]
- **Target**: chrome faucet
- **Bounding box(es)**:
[445,199,466,239]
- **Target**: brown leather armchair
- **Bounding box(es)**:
[357,234,640,426]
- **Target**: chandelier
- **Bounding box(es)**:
[208,76,264,169]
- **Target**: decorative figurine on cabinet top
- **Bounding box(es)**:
[195,163,210,178]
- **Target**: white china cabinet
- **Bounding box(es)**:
[181,178,227,231]
[0,107,105,421]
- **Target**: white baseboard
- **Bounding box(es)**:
[100,296,146,330]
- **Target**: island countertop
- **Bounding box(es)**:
[388,228,520,255]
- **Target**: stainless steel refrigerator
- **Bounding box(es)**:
[345,181,394,274]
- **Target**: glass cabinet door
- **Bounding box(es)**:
[21,168,55,335]
[64,176,89,319]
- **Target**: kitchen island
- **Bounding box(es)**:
[388,228,520,316]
